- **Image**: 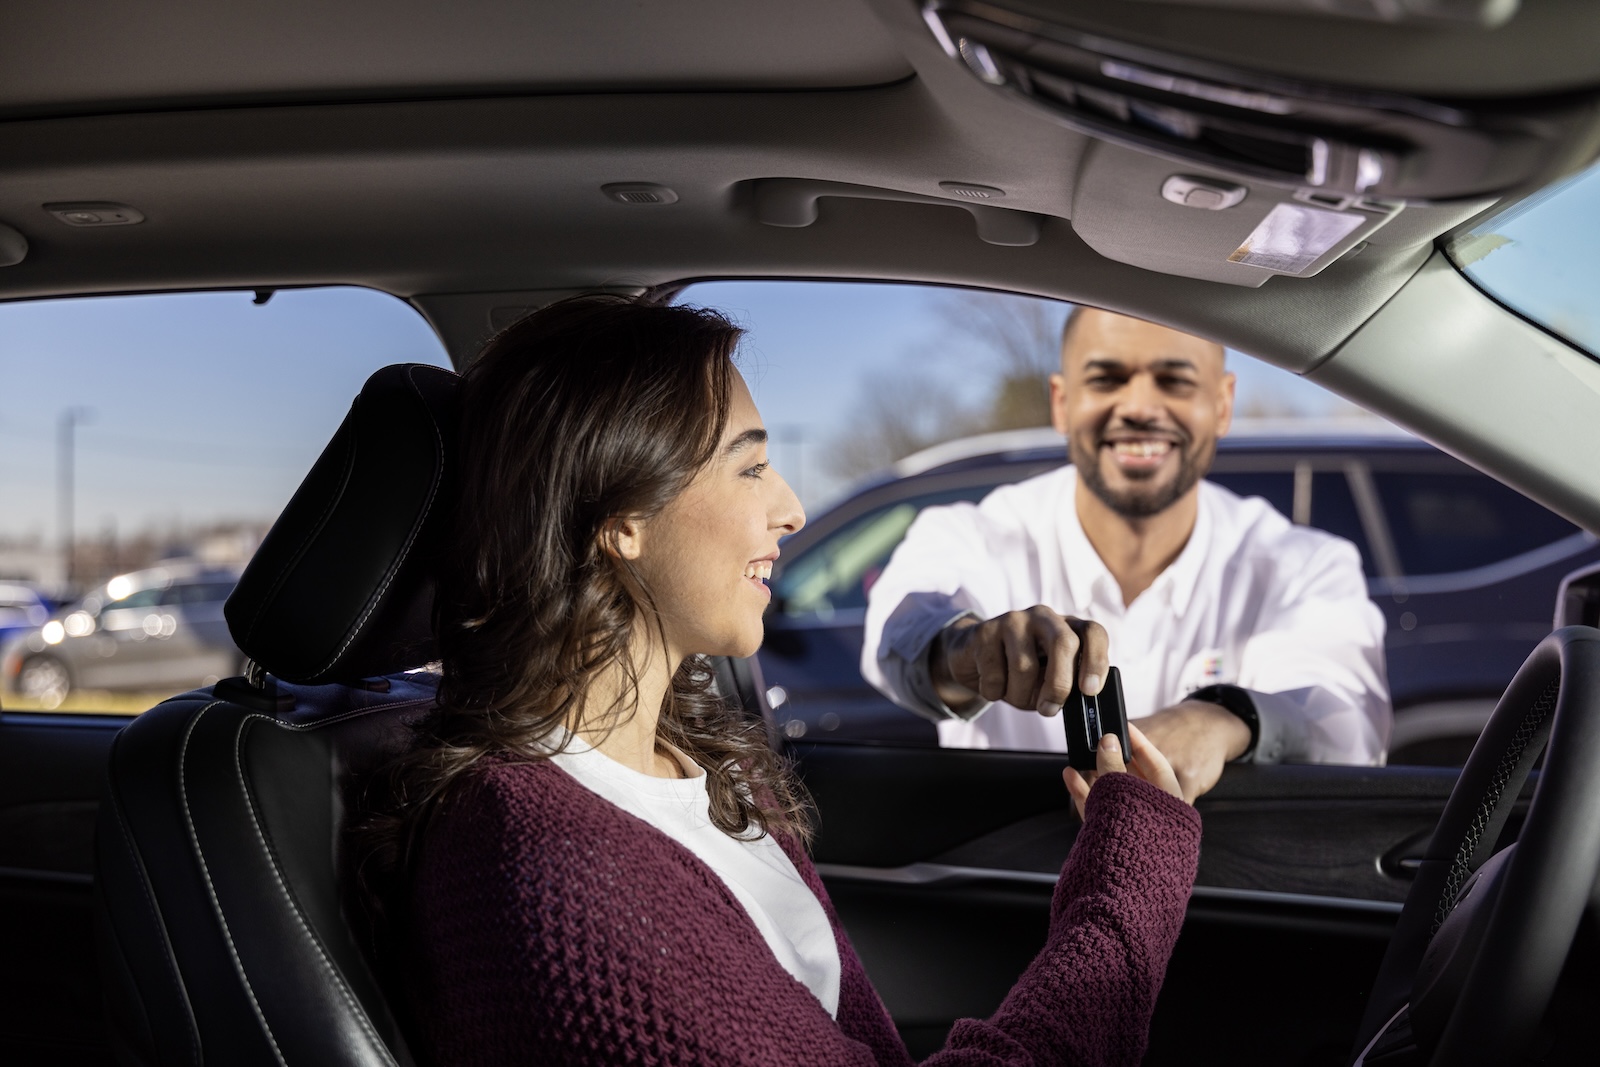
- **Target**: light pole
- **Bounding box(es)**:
[58,407,92,588]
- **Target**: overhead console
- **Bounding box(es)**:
[919,0,1600,284]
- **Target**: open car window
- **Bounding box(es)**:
[0,287,449,714]
[680,280,1600,765]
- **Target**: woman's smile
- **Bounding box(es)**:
[744,556,776,597]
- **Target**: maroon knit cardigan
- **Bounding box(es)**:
[404,761,1200,1066]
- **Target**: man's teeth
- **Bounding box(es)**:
[1111,440,1172,458]
[744,561,773,580]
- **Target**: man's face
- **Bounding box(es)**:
[1050,310,1234,519]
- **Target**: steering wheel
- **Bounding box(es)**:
[1352,626,1600,1065]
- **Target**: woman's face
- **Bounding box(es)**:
[623,374,805,661]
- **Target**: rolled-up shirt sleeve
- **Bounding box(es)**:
[861,503,1010,722]
[1235,538,1391,766]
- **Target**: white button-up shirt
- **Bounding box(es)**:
[861,466,1391,764]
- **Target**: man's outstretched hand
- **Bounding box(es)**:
[1135,700,1251,803]
[931,606,1110,717]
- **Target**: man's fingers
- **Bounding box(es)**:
[959,608,1111,716]
[1030,610,1080,716]
[1000,619,1044,710]
[972,623,1008,702]
[1074,619,1111,697]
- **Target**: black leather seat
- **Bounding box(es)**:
[94,363,459,1067]
[93,361,775,1067]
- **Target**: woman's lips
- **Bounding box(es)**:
[743,559,774,598]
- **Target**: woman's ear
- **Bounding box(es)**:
[603,515,645,561]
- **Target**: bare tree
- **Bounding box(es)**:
[825,291,1069,480]
[824,370,985,480]
[930,290,1065,382]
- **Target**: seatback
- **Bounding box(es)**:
[93,361,776,1066]
[95,364,459,1067]
[96,678,438,1067]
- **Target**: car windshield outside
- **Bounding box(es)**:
[0,287,449,712]
[1450,158,1600,359]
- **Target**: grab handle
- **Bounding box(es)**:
[752,178,1043,247]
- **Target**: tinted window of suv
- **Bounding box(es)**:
[1373,469,1578,575]
[1312,471,1379,578]
[1205,471,1293,521]
[775,485,993,617]
[171,581,237,606]
[106,588,163,611]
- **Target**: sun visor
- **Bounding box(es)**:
[1070,141,1401,286]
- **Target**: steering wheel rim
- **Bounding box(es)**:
[1353,626,1600,1065]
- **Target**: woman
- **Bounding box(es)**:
[356,295,1201,1067]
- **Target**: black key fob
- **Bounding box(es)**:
[1063,665,1130,771]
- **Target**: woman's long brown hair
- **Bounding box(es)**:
[352,294,811,942]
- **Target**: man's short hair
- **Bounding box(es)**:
[1059,306,1226,366]
[1058,306,1083,361]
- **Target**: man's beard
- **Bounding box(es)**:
[1070,434,1212,519]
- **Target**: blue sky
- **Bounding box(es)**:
[1460,162,1600,355]
[0,288,450,540]
[0,277,1417,542]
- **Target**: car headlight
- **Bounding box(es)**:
[41,620,65,645]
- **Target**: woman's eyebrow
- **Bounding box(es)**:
[723,427,768,457]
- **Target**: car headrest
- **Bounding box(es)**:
[226,363,461,685]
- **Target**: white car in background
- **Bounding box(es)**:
[1,564,241,708]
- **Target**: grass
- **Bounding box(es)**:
[2,689,183,715]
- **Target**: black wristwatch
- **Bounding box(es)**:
[1186,683,1259,760]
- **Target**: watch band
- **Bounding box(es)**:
[1186,683,1259,759]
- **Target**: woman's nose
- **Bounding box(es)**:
[771,470,806,534]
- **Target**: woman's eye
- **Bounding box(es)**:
[743,462,770,478]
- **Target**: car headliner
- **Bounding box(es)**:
[1,1,1598,529]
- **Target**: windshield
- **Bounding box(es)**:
[1450,159,1600,358]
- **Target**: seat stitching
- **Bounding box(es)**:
[177,701,290,1067]
[313,367,448,677]
[107,747,203,1067]
[280,696,437,732]
[234,712,398,1065]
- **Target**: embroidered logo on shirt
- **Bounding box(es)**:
[1178,649,1227,694]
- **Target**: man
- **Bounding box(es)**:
[860,308,1389,801]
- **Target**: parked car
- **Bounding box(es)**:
[1,564,242,709]
[0,582,53,647]
[761,425,1597,765]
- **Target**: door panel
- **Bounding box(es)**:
[0,712,125,1067]
[794,742,1484,1066]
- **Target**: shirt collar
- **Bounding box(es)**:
[1059,467,1213,617]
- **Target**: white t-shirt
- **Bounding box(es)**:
[861,466,1391,764]
[545,732,842,1017]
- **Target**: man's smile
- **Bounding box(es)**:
[1101,434,1182,474]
